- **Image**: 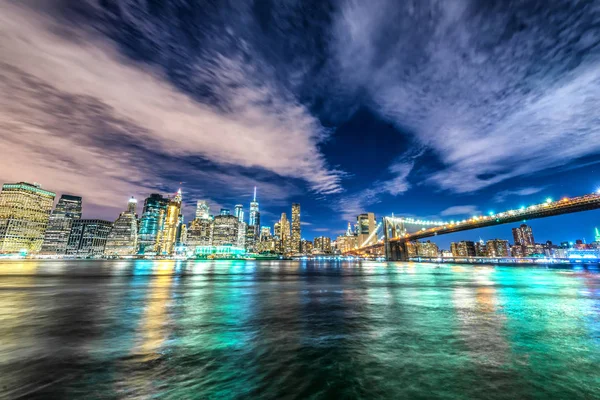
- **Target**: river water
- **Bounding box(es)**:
[0,260,599,399]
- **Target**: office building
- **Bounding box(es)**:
[138,194,168,255]
[196,200,210,220]
[105,197,139,256]
[313,236,332,253]
[220,208,230,216]
[156,189,182,255]
[234,204,244,223]
[186,217,213,249]
[450,241,476,257]
[474,239,486,256]
[212,214,240,246]
[0,182,55,254]
[357,212,376,247]
[512,223,535,246]
[249,187,260,238]
[417,240,439,257]
[40,194,82,255]
[486,239,510,257]
[66,219,112,257]
[279,212,291,254]
[301,239,313,254]
[291,203,301,254]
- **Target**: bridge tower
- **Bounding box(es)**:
[383,217,409,261]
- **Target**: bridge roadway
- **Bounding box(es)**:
[353,192,600,260]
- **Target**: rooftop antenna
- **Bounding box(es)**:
[253,186,257,202]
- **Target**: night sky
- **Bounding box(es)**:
[1,0,600,248]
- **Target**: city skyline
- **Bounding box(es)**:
[1,1,599,246]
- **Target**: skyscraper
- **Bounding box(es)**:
[486,239,510,257]
[212,214,240,246]
[595,227,600,242]
[512,224,535,246]
[234,204,244,223]
[105,197,139,256]
[357,212,376,247]
[66,219,112,257]
[186,218,213,249]
[156,189,182,255]
[40,194,82,255]
[291,203,301,254]
[279,212,290,254]
[313,236,332,253]
[138,194,168,255]
[249,187,260,234]
[196,200,210,220]
[0,182,55,254]
[220,208,231,216]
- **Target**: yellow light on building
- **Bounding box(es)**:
[0,182,56,254]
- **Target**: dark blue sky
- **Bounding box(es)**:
[1,0,600,248]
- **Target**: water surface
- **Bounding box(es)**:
[1,260,599,399]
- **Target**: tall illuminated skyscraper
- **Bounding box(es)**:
[357,213,376,247]
[40,194,82,255]
[280,212,290,254]
[512,224,535,246]
[234,204,244,223]
[138,194,168,254]
[291,203,301,254]
[105,197,139,256]
[196,200,210,220]
[156,188,182,255]
[249,187,260,231]
[0,182,55,254]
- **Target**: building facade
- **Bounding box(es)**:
[212,214,240,246]
[0,182,55,254]
[66,219,112,257]
[357,213,376,248]
[138,194,169,255]
[291,203,301,254]
[313,236,332,253]
[279,212,291,254]
[186,218,213,249]
[486,239,510,257]
[450,241,476,257]
[156,189,182,255]
[104,197,139,256]
[40,194,82,255]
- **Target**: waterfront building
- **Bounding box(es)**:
[450,241,476,257]
[186,217,213,249]
[486,239,510,257]
[249,187,260,238]
[510,245,524,257]
[156,189,182,255]
[357,213,376,248]
[313,236,332,253]
[0,182,55,254]
[280,212,291,254]
[417,240,439,257]
[196,200,210,220]
[406,241,418,258]
[245,224,257,252]
[291,203,301,254]
[234,204,244,223]
[512,224,535,246]
[66,219,112,257]
[301,239,313,254]
[212,214,240,246]
[104,197,139,256]
[138,194,168,255]
[475,239,486,256]
[40,194,82,255]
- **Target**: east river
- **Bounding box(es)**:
[1,260,599,399]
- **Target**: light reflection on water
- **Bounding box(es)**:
[0,260,600,399]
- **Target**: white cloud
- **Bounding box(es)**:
[494,187,545,202]
[331,0,600,193]
[0,1,343,218]
[440,205,480,217]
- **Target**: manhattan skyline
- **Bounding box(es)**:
[1,1,600,245]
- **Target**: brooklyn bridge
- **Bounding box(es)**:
[344,191,600,261]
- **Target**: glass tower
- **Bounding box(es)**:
[138,194,168,254]
[40,194,82,255]
[156,189,182,255]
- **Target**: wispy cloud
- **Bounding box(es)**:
[0,1,343,219]
[494,187,545,203]
[331,0,600,193]
[440,205,480,217]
